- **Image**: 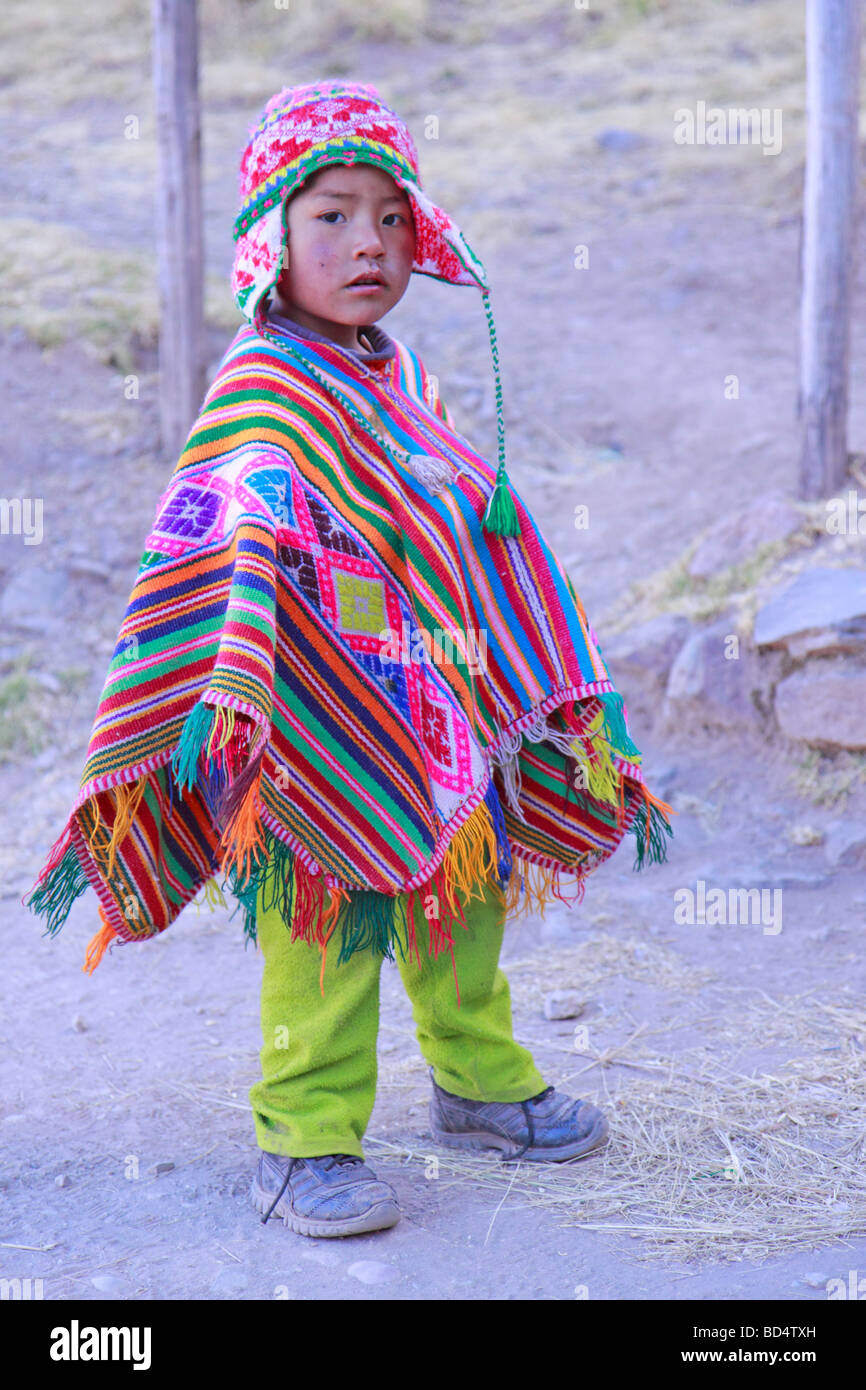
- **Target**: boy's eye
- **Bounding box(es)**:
[317,211,407,225]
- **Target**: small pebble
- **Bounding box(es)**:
[55,1174,71,1189]
[91,1274,126,1296]
[801,1272,830,1289]
[72,1015,87,1033]
[149,1161,175,1177]
[543,990,584,1021]
[788,824,824,847]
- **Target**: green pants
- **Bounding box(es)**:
[249,874,547,1158]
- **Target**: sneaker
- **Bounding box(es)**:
[428,1068,609,1161]
[251,1150,401,1237]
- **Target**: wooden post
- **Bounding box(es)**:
[799,0,862,499]
[152,0,205,458]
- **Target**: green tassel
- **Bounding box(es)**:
[630,796,674,870]
[256,832,297,919]
[25,843,90,937]
[171,699,217,792]
[482,477,521,538]
[598,690,641,760]
[225,858,265,944]
[204,821,410,964]
[337,890,400,964]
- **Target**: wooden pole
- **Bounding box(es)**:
[799,0,861,499]
[152,0,205,458]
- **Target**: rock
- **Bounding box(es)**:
[601,615,690,694]
[754,567,866,648]
[543,990,584,1021]
[596,128,649,152]
[687,492,801,580]
[663,620,784,732]
[55,1174,72,1188]
[801,1272,831,1289]
[784,619,866,661]
[347,1259,397,1285]
[774,661,866,749]
[823,820,866,870]
[149,1160,175,1177]
[91,1274,127,1296]
[72,1015,87,1033]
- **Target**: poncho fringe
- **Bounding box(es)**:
[24,320,674,981]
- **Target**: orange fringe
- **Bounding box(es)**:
[86,796,103,855]
[502,854,589,919]
[88,778,148,878]
[317,886,349,997]
[218,761,268,888]
[83,905,118,975]
[439,797,500,915]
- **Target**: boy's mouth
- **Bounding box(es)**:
[345,271,387,289]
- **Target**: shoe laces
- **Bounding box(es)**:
[527,1086,555,1106]
[505,1087,556,1163]
[259,1153,364,1225]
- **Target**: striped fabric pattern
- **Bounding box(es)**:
[25,317,673,971]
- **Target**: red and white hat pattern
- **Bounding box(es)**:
[231,79,488,334]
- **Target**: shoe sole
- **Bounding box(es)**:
[429,1112,610,1162]
[250,1176,401,1238]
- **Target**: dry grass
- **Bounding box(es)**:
[0,218,156,368]
[0,662,47,760]
[792,746,866,811]
[372,985,866,1266]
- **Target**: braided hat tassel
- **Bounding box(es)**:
[479,289,521,539]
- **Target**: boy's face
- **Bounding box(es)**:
[274,162,416,350]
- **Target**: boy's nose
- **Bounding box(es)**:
[351,222,387,255]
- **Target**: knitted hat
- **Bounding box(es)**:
[231,79,520,538]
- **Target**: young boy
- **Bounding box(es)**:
[25,81,673,1240]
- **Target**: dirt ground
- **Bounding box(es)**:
[2,0,866,1301]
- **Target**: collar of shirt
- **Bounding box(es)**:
[265,295,396,363]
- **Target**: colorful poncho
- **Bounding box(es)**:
[25,315,674,975]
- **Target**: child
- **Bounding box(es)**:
[25,81,674,1239]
